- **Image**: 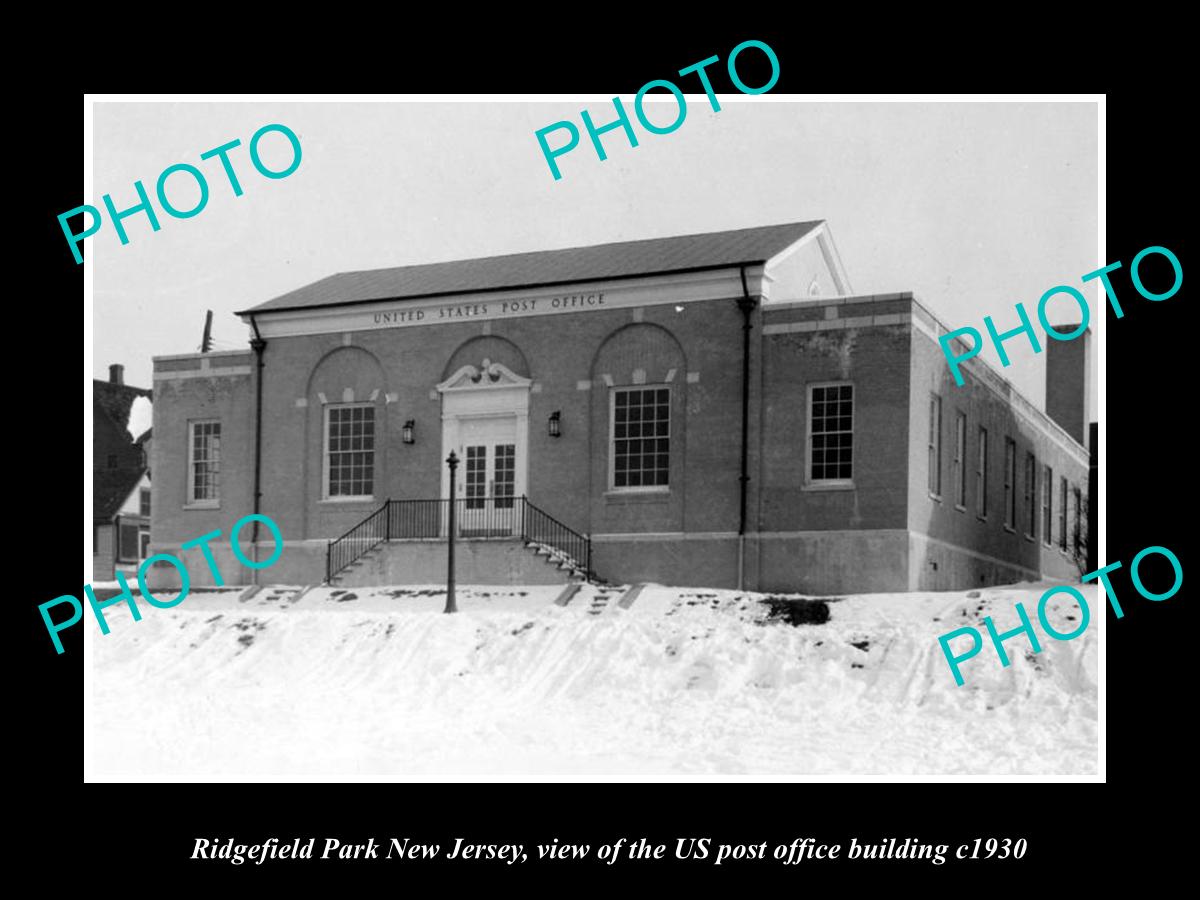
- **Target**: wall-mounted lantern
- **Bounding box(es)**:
[403,419,415,444]
[548,410,561,438]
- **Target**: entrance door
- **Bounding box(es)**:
[458,417,519,537]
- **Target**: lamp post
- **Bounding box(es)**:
[445,450,458,614]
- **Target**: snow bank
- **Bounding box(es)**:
[90,581,1097,778]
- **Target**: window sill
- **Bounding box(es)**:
[1024,534,1036,543]
[1003,525,1017,534]
[604,489,670,503]
[977,514,989,523]
[183,501,219,510]
[954,503,967,513]
[928,492,942,503]
[803,481,855,492]
[319,497,377,505]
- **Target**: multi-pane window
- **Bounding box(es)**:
[465,445,487,509]
[953,412,967,508]
[188,421,221,503]
[494,444,515,509]
[1025,452,1037,538]
[976,427,989,518]
[808,383,853,482]
[139,488,151,518]
[928,395,942,496]
[1042,464,1053,546]
[325,404,375,498]
[1059,477,1069,551]
[612,387,670,489]
[1004,438,1016,528]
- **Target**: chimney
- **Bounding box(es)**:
[109,363,124,385]
[1045,326,1090,444]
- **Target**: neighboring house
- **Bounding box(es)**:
[93,364,153,582]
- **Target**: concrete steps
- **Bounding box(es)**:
[524,541,589,581]
[585,586,622,616]
[328,545,384,586]
[241,585,306,606]
[328,539,575,588]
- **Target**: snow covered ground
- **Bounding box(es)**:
[89,581,1098,778]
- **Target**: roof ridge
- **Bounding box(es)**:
[240,221,826,317]
[336,219,827,275]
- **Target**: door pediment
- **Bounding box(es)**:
[437,359,531,393]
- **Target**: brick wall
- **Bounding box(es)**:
[907,309,1089,589]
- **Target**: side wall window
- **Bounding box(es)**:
[1059,476,1069,551]
[1025,452,1038,538]
[1004,438,1016,529]
[187,420,221,505]
[808,383,854,484]
[953,412,967,508]
[1041,463,1053,546]
[976,427,989,518]
[927,395,942,497]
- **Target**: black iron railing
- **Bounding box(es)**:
[325,499,390,583]
[325,496,592,582]
[521,499,592,582]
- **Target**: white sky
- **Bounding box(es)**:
[92,100,1098,415]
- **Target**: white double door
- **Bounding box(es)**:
[456,416,521,536]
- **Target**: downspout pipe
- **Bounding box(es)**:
[249,315,267,582]
[736,266,757,591]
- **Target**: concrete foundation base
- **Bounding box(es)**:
[141,528,1075,594]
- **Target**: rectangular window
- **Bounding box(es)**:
[494,443,516,509]
[465,444,487,509]
[1073,486,1083,556]
[325,404,376,498]
[1004,438,1016,529]
[187,421,221,504]
[1025,452,1037,538]
[807,383,854,483]
[953,412,967,509]
[976,427,989,518]
[928,395,942,496]
[1059,476,1069,551]
[1042,464,1053,546]
[118,520,140,563]
[139,488,151,518]
[612,386,670,489]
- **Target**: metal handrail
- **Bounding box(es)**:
[325,498,389,582]
[325,495,593,582]
[519,495,593,581]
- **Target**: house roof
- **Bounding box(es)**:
[93,379,152,431]
[240,221,824,315]
[95,467,146,522]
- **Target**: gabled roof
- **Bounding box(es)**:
[95,467,146,522]
[240,221,824,315]
[93,379,152,431]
